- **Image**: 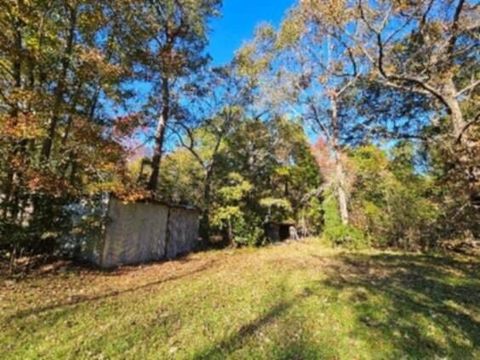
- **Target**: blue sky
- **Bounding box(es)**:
[208,0,294,65]
[123,1,296,156]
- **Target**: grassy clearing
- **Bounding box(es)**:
[1,239,479,359]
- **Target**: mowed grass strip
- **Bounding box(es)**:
[1,239,479,359]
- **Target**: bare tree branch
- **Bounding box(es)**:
[457,79,480,97]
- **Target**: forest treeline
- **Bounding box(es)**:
[0,0,478,259]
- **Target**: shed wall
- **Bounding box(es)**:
[101,198,168,267]
[97,198,199,268]
[166,208,200,259]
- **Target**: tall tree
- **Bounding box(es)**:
[350,0,480,205]
[170,65,251,239]
[239,2,363,224]
[352,0,479,140]
[0,0,140,251]
[113,0,221,193]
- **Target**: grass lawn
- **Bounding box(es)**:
[1,239,479,359]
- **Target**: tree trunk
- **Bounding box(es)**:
[201,180,212,241]
[147,77,170,192]
[443,78,466,139]
[442,78,479,205]
[200,166,215,242]
[41,5,77,161]
[227,218,233,245]
[335,153,349,225]
[330,94,349,225]
[3,2,24,221]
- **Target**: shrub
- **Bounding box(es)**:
[322,191,368,249]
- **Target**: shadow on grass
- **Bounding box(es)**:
[6,260,218,322]
[322,252,480,358]
[193,288,312,360]
[192,286,333,360]
[6,249,479,358]
[193,301,293,359]
[193,252,480,359]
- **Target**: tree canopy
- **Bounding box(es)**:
[0,0,479,255]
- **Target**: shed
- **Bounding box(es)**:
[265,221,298,242]
[87,196,200,268]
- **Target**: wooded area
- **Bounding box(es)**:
[0,1,479,358]
[0,0,478,261]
